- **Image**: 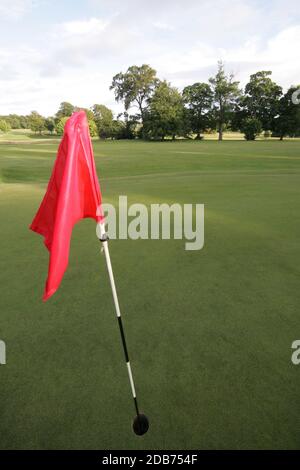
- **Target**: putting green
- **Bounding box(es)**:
[0,138,299,449]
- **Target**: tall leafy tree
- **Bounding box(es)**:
[6,114,20,129]
[183,82,213,139]
[109,120,124,139]
[110,64,158,125]
[45,118,55,134]
[92,104,114,138]
[144,81,184,140]
[28,111,45,134]
[209,62,240,141]
[243,71,282,131]
[55,102,75,120]
[20,116,29,129]
[117,112,137,139]
[273,86,300,140]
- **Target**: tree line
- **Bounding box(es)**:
[1,62,299,141]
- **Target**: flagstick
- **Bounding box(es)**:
[97,222,149,436]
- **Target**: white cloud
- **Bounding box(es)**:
[145,25,300,91]
[153,21,174,31]
[45,14,140,72]
[56,17,109,38]
[0,45,43,80]
[0,0,300,115]
[0,0,35,19]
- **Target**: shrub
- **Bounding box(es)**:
[55,117,68,135]
[0,119,11,133]
[241,117,262,140]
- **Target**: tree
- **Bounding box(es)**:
[183,82,213,139]
[273,86,300,140]
[88,119,98,137]
[0,119,11,133]
[20,116,29,129]
[110,64,158,127]
[55,117,68,135]
[116,112,137,139]
[241,117,262,140]
[92,104,114,138]
[45,118,55,134]
[55,102,75,120]
[143,81,184,140]
[209,61,240,141]
[109,119,132,140]
[7,114,20,129]
[28,111,45,134]
[243,71,282,132]
[110,120,125,139]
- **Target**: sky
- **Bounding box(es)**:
[0,0,299,117]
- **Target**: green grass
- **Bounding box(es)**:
[0,138,299,449]
[0,129,60,143]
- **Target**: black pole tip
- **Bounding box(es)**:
[132,414,149,436]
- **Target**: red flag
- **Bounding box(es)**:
[30,111,103,301]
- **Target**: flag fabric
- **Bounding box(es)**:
[30,111,103,301]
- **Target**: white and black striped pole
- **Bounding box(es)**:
[96,222,149,436]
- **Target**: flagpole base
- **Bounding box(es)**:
[132,414,149,436]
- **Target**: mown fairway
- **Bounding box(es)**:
[0,136,300,449]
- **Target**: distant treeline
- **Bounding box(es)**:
[1,62,299,141]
